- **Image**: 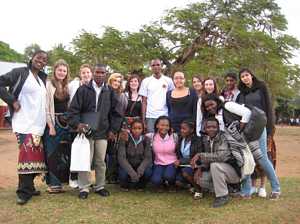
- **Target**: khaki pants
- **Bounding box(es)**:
[198,163,240,197]
[78,139,107,192]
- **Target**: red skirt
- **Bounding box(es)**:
[16,133,47,174]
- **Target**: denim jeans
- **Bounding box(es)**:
[151,164,176,186]
[241,128,280,195]
[119,166,153,188]
[146,118,157,133]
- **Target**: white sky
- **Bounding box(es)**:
[1,0,300,65]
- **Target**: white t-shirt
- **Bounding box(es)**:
[139,74,174,118]
[12,71,47,136]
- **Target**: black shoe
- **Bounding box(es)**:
[212,195,230,208]
[16,196,28,205]
[32,190,41,196]
[78,191,88,199]
[95,188,110,197]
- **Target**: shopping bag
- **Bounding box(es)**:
[70,134,91,172]
[241,144,256,178]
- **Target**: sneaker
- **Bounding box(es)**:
[16,196,28,205]
[212,195,230,208]
[193,192,203,200]
[78,191,88,199]
[95,188,110,197]
[69,180,78,189]
[269,192,280,200]
[120,186,129,192]
[258,187,267,198]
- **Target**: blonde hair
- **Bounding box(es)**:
[51,59,70,100]
[79,64,92,75]
[108,73,124,94]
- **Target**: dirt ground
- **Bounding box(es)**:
[0,126,299,189]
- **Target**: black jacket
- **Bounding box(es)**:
[175,135,203,165]
[237,80,274,135]
[68,80,123,139]
[0,66,47,117]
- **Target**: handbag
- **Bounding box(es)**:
[243,106,267,141]
[70,134,91,172]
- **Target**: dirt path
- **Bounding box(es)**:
[0,126,299,189]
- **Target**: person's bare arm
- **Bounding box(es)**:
[141,96,147,129]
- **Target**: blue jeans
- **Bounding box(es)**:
[176,167,194,183]
[146,118,157,133]
[241,128,280,195]
[119,166,152,188]
[151,164,176,186]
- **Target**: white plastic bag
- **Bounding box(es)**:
[241,144,256,178]
[70,134,91,172]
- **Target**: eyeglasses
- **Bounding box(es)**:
[151,64,161,67]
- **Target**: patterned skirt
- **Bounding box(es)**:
[16,133,47,174]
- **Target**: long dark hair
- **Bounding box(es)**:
[154,116,172,135]
[201,93,223,118]
[238,68,263,91]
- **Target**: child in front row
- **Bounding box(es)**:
[149,116,178,191]
[174,120,203,199]
[118,119,153,191]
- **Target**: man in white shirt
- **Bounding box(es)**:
[139,59,174,132]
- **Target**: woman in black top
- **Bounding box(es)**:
[124,74,142,127]
[166,72,198,133]
[237,68,280,199]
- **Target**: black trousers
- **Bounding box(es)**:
[16,174,36,200]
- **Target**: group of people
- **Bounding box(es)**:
[0,51,281,208]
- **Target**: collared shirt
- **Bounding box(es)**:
[92,81,103,111]
[222,88,240,102]
[139,74,174,118]
[180,138,191,159]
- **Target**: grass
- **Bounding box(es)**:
[0,177,300,224]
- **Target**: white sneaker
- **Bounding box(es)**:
[193,192,203,200]
[258,187,267,198]
[69,180,79,189]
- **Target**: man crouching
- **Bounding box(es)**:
[191,117,242,208]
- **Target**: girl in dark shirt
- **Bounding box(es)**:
[174,120,203,199]
[118,119,152,191]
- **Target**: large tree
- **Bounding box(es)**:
[0,41,24,62]
[69,0,299,99]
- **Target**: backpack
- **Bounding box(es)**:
[223,102,267,142]
[243,106,267,141]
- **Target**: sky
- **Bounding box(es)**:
[1,0,300,65]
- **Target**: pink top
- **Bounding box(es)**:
[152,133,177,165]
